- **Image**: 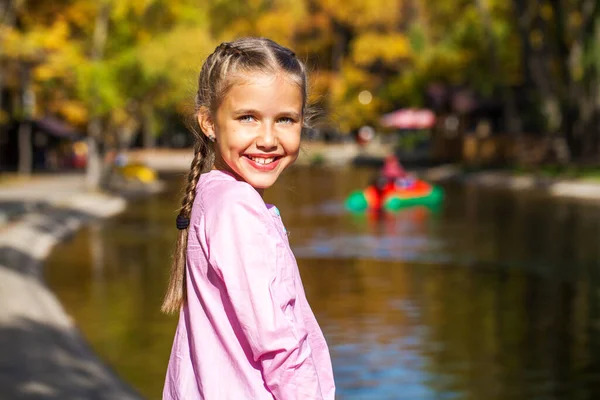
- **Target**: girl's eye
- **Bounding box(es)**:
[278,117,295,125]
[238,115,256,123]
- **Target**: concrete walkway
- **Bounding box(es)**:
[0,175,143,399]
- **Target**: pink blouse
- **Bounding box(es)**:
[163,170,335,399]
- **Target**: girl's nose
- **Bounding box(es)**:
[256,124,278,149]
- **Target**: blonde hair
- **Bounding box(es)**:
[161,37,311,314]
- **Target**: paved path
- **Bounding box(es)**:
[0,175,88,227]
[0,176,142,399]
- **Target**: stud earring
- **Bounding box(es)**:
[208,135,216,143]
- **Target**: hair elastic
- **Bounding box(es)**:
[176,214,190,230]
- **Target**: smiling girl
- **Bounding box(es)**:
[161,38,336,399]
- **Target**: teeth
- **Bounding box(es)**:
[249,156,275,165]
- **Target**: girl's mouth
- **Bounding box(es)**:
[246,156,279,165]
[243,155,283,171]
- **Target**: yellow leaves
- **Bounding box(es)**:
[1,27,40,61]
[326,62,383,132]
[135,27,214,75]
[309,71,335,104]
[540,3,553,21]
[132,26,215,108]
[417,47,469,84]
[352,33,412,66]
[136,30,152,43]
[113,0,155,19]
[59,101,89,125]
[0,19,70,62]
[33,65,56,81]
[63,1,97,29]
[254,9,307,45]
[43,20,71,51]
[320,0,402,28]
[254,2,305,46]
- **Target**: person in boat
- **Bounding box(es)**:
[374,155,415,191]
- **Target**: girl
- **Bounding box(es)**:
[161,38,336,399]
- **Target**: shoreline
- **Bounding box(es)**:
[419,165,600,201]
[0,179,144,399]
[124,146,600,202]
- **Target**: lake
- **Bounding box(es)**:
[47,166,600,399]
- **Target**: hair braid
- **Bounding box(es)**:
[161,139,213,314]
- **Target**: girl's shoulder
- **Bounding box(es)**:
[196,170,266,216]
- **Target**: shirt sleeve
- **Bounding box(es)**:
[204,184,322,399]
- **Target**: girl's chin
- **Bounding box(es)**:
[244,174,279,190]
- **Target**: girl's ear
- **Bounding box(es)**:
[197,107,215,139]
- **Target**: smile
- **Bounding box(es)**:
[247,156,278,165]
[243,155,283,171]
[245,155,282,164]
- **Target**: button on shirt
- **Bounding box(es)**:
[163,170,335,400]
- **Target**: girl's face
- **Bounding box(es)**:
[200,72,303,194]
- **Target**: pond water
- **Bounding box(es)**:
[46,167,600,399]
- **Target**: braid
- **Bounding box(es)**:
[180,144,205,217]
[161,137,214,314]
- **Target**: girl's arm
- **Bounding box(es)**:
[205,185,323,399]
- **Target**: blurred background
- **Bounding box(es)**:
[2,0,600,399]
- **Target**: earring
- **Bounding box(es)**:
[208,135,216,143]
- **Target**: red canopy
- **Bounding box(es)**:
[380,108,436,129]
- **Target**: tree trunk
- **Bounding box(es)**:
[142,103,156,149]
[86,119,103,189]
[328,18,352,113]
[578,0,600,158]
[476,0,521,135]
[17,121,32,175]
[512,0,534,90]
[86,1,111,190]
[18,64,34,175]
[547,0,580,160]
[512,0,567,163]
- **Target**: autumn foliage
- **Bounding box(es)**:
[1,0,599,162]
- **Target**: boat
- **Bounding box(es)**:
[345,177,444,212]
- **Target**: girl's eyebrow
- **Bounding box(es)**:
[232,109,260,116]
[232,109,301,120]
[279,111,302,120]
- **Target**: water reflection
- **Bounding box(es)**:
[294,206,445,262]
[46,167,600,399]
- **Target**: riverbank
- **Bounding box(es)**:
[125,145,600,202]
[420,164,600,201]
[0,175,143,399]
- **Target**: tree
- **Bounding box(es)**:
[512,0,600,160]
